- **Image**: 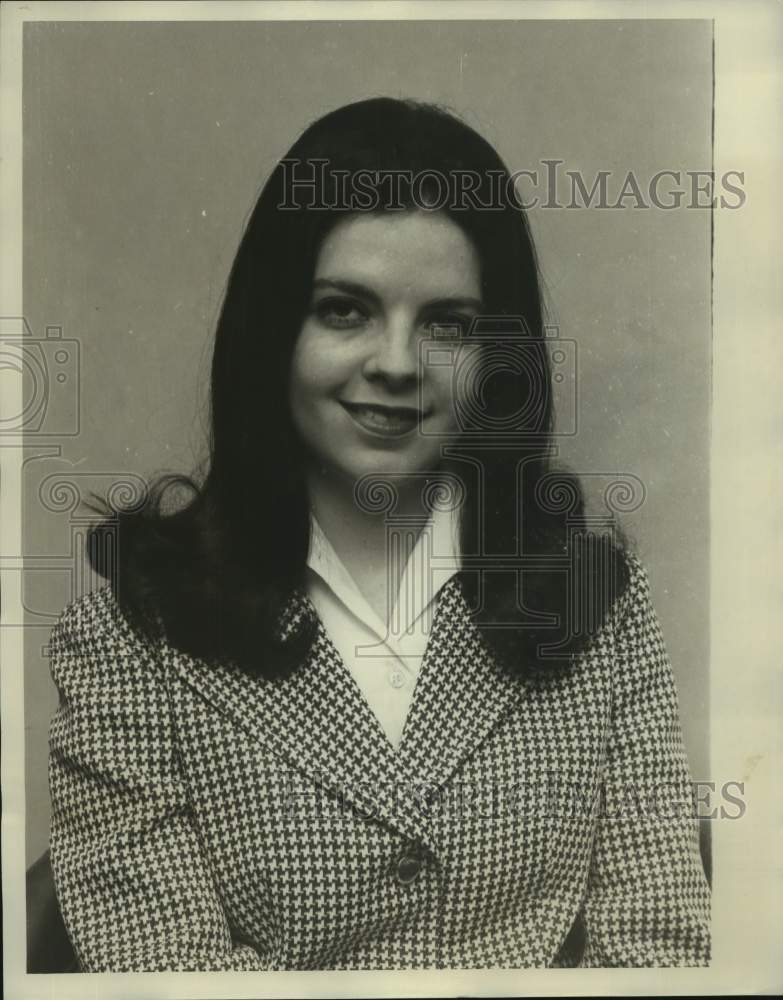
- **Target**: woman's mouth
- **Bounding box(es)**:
[340,401,427,438]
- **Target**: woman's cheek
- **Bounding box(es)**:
[290,337,327,400]
[292,327,356,392]
[431,346,479,432]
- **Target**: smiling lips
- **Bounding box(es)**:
[340,401,427,438]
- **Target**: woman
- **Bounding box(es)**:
[47,98,711,971]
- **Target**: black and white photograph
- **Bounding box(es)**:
[1,1,781,997]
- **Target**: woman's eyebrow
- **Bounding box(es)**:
[424,296,484,312]
[311,278,380,305]
[311,278,484,312]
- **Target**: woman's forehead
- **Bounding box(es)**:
[313,211,482,298]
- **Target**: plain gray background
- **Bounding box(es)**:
[23,18,712,864]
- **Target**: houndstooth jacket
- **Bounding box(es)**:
[47,550,710,972]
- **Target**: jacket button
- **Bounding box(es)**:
[395,852,423,885]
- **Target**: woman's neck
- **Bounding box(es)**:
[306,468,433,618]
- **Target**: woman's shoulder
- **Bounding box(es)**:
[48,584,165,691]
[605,547,676,693]
[47,587,184,788]
[608,546,654,629]
[51,584,155,646]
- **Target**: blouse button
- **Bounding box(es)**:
[395,852,423,885]
[388,669,406,689]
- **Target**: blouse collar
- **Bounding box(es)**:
[306,504,462,641]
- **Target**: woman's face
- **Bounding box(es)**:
[289,210,482,490]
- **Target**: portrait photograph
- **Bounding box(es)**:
[1,2,781,998]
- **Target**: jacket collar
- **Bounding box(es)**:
[164,577,530,861]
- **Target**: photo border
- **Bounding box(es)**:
[2,1,781,997]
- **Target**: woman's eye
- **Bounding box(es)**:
[314,297,367,329]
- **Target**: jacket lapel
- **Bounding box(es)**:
[396,576,532,793]
[164,577,531,862]
[163,593,439,857]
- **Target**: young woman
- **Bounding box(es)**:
[47,98,711,971]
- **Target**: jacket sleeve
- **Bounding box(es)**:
[579,553,711,967]
[47,589,268,972]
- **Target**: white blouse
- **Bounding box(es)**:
[305,507,461,748]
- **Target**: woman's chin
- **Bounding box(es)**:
[319,453,443,495]
[348,452,441,481]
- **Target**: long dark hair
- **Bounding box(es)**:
[86,97,632,679]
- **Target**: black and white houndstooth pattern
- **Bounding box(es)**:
[47,551,710,971]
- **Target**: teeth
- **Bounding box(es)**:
[356,407,416,428]
[344,403,421,435]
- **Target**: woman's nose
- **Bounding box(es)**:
[362,318,419,384]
